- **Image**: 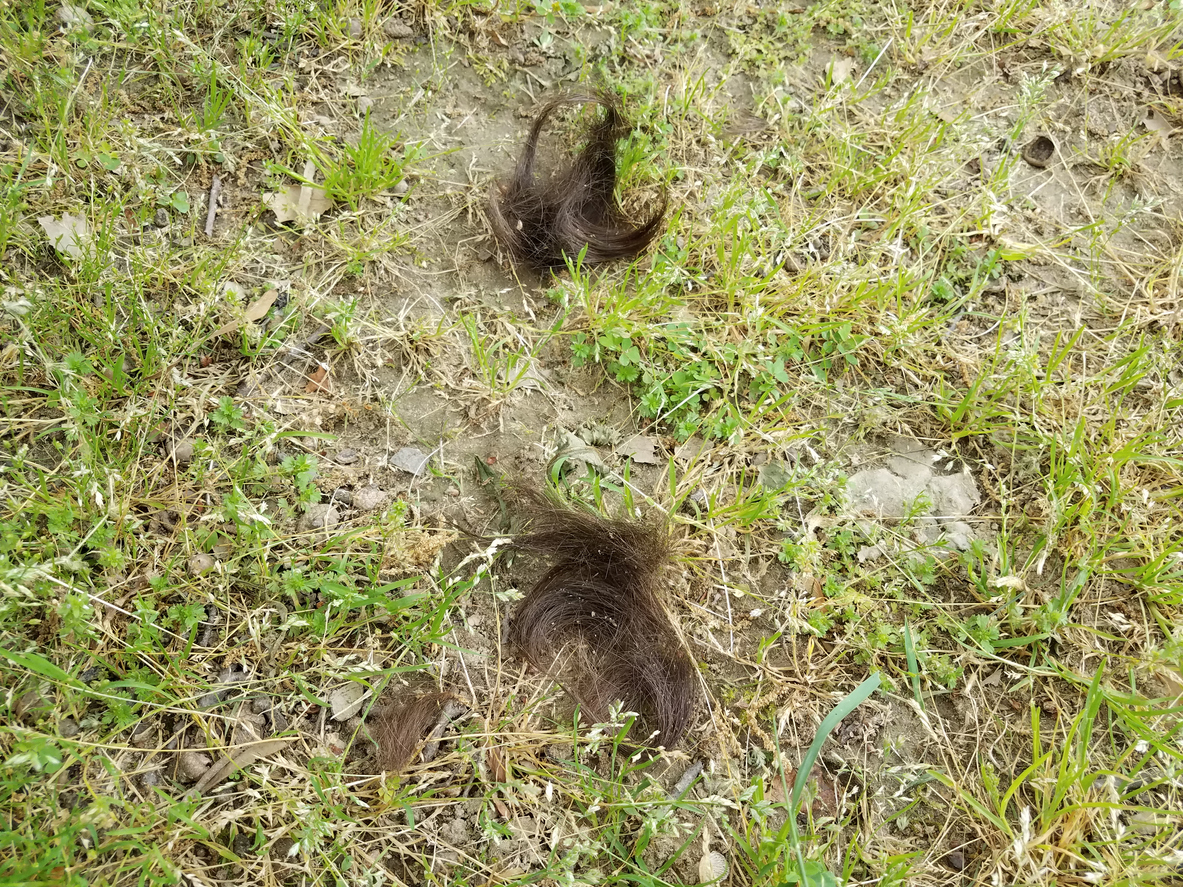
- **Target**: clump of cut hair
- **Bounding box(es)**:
[506,487,695,747]
[488,90,666,271]
[369,691,468,773]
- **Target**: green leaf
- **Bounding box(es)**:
[0,648,84,688]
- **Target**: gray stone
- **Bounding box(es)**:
[390,447,430,476]
[170,438,195,465]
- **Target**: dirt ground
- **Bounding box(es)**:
[5,1,1183,885]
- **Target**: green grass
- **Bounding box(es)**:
[2,0,1183,884]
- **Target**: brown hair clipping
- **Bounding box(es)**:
[505,487,696,748]
[370,691,469,773]
[488,90,667,272]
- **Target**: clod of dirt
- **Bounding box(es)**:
[698,851,728,883]
[299,504,340,531]
[382,18,413,38]
[187,553,216,576]
[390,446,430,476]
[846,446,979,524]
[1021,135,1056,168]
[176,750,212,782]
[352,486,390,512]
[170,438,195,465]
[846,468,927,519]
[15,689,52,723]
[130,722,156,748]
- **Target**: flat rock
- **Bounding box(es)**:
[390,447,430,476]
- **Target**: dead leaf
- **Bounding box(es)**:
[486,743,508,783]
[266,184,332,224]
[186,738,293,797]
[266,162,333,225]
[38,213,90,260]
[829,57,856,86]
[617,434,661,465]
[771,765,840,819]
[330,682,368,721]
[305,364,330,393]
[1144,109,1174,144]
[209,289,278,340]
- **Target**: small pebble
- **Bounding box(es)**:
[390,446,430,476]
[154,208,169,228]
[177,750,211,782]
[170,438,195,465]
[188,553,216,576]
